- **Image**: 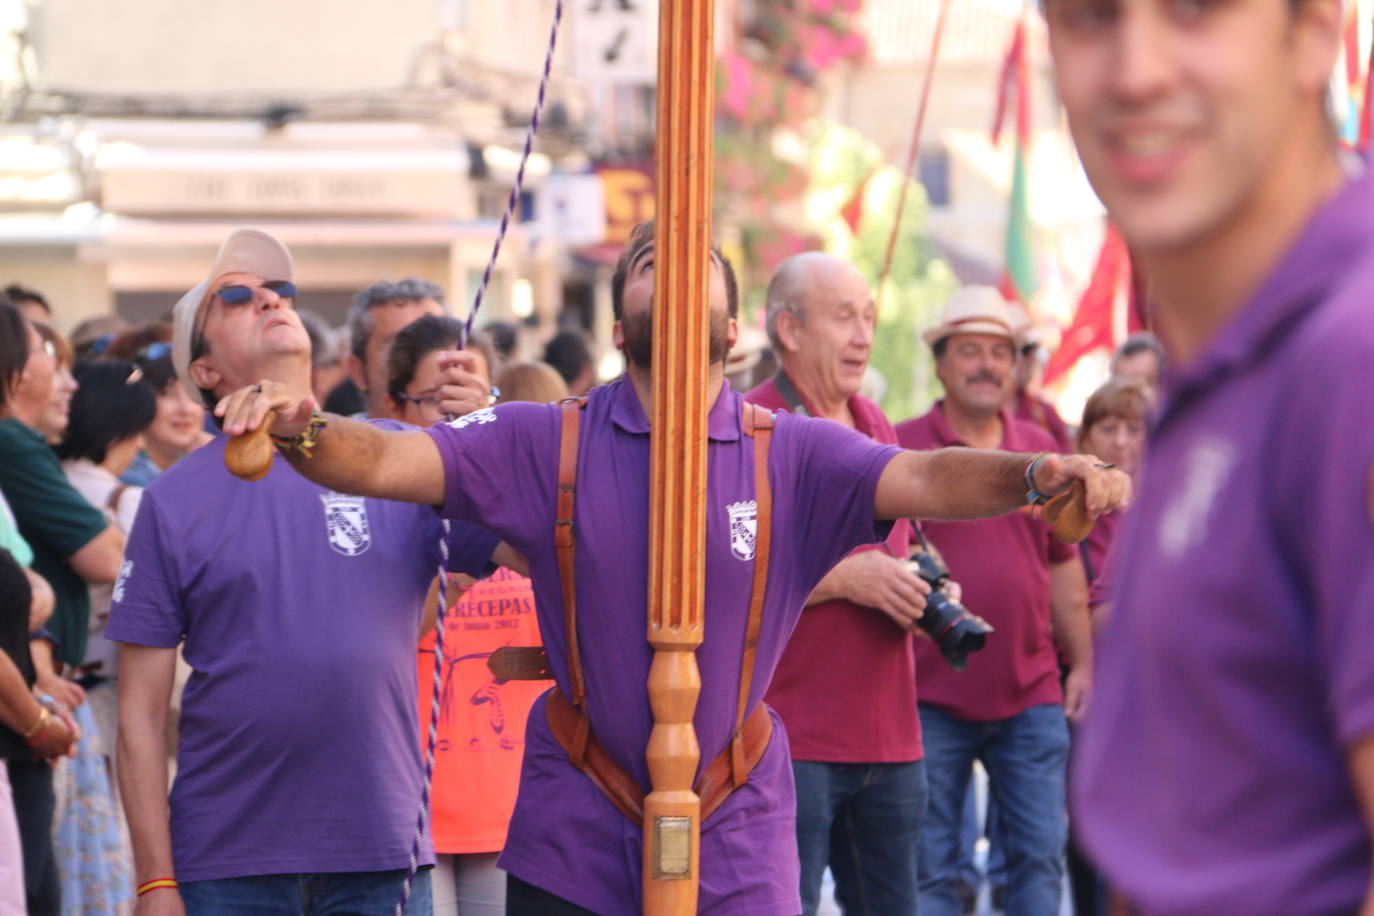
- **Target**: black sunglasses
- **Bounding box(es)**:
[215,280,297,305]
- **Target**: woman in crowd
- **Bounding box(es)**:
[385,316,558,915]
[1074,377,1152,587]
[493,360,570,406]
[121,332,211,486]
[30,322,77,448]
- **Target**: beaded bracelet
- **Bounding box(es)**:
[270,411,328,459]
[1024,452,1053,506]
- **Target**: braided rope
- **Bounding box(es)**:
[395,3,563,910]
[463,0,565,346]
[396,522,451,915]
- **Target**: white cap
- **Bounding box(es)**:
[171,228,293,405]
[922,285,1018,349]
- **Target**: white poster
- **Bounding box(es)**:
[571,0,659,85]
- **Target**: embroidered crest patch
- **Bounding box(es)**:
[728,500,758,562]
[321,492,372,557]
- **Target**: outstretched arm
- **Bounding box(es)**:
[215,351,491,506]
[875,449,1131,522]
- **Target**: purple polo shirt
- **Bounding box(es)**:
[426,376,899,915]
[897,403,1076,721]
[1073,169,1374,915]
[107,423,498,882]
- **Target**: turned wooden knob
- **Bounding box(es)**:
[1043,479,1094,543]
[224,424,274,481]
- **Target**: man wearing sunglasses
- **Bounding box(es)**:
[108,228,503,914]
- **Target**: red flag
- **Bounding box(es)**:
[1044,224,1133,385]
[840,172,873,235]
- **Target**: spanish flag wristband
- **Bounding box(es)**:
[136,878,177,896]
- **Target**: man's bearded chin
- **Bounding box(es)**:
[621,307,731,370]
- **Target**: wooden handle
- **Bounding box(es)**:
[223,425,274,481]
[1043,479,1094,543]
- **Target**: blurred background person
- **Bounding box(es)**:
[54,359,154,914]
[1108,332,1165,394]
[121,336,212,487]
[298,309,352,409]
[1008,303,1072,453]
[4,284,52,327]
[31,323,76,448]
[493,360,567,405]
[384,313,553,915]
[541,329,595,396]
[1074,377,1150,591]
[348,277,448,418]
[68,316,129,363]
[483,320,521,373]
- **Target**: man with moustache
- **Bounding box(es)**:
[346,278,448,419]
[1045,0,1374,913]
[108,229,500,914]
[745,253,930,916]
[210,220,1130,915]
[896,286,1093,916]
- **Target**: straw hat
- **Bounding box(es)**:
[921,285,1018,348]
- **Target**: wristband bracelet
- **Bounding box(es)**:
[137,878,178,896]
[21,706,49,741]
[270,411,327,459]
[1024,452,1053,506]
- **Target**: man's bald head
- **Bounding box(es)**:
[765,252,867,352]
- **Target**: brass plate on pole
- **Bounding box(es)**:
[653,816,694,879]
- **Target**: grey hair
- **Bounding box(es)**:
[1111,331,1165,372]
[347,277,448,363]
[764,253,827,351]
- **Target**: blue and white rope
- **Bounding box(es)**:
[395,2,563,911]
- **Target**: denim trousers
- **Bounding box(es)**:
[179,867,431,915]
[917,703,1069,916]
[793,759,928,916]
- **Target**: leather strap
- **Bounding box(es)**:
[545,686,773,824]
[555,397,589,766]
[487,646,552,681]
[732,403,774,786]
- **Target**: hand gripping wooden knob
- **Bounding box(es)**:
[224,424,274,482]
[1043,479,1094,544]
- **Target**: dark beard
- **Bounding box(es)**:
[621,307,730,370]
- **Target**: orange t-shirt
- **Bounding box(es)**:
[417,566,547,853]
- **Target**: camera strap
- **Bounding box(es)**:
[771,370,810,416]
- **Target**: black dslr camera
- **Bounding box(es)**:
[906,552,993,671]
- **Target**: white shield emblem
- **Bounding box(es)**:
[447,407,498,430]
[727,500,757,562]
[321,492,372,557]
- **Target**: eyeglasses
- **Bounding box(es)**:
[41,339,56,361]
[215,280,296,306]
[398,386,500,417]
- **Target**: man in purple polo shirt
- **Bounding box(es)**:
[896,286,1093,916]
[746,253,929,915]
[108,229,500,914]
[215,221,1129,915]
[1045,0,1374,913]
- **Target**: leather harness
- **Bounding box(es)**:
[490,395,777,824]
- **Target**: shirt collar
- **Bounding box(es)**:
[927,399,1013,449]
[608,374,743,442]
[0,416,44,443]
[1164,168,1374,414]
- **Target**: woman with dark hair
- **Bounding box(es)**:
[385,315,496,426]
[383,315,530,916]
[121,333,211,487]
[51,360,152,913]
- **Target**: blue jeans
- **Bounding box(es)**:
[918,703,1068,916]
[793,759,927,916]
[958,778,1007,891]
[179,868,431,915]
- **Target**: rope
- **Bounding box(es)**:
[395,3,563,911]
[462,0,565,348]
[876,0,950,313]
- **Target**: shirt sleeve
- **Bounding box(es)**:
[779,413,900,582]
[0,437,108,560]
[442,518,500,578]
[105,494,185,648]
[425,403,559,546]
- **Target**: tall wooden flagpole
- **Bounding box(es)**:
[645,0,715,911]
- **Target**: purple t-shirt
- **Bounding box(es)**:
[107,424,498,882]
[426,377,899,916]
[1073,171,1374,915]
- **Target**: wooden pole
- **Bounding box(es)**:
[644,0,715,911]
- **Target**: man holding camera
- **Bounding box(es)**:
[744,253,932,915]
[896,286,1093,916]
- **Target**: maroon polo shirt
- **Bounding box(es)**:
[746,378,922,762]
[896,402,1076,721]
[1014,388,1073,453]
